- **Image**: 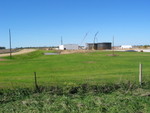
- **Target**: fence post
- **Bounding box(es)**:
[139,63,142,85]
[34,72,39,90]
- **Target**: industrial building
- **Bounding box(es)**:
[86,42,112,50]
[59,44,79,50]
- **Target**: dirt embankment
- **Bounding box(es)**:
[0,49,19,54]
[0,49,37,57]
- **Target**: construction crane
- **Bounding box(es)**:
[80,32,89,46]
[93,31,99,50]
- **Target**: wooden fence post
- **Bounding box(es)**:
[139,63,142,85]
[34,72,39,90]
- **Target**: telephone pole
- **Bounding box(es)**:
[61,36,63,45]
[9,29,12,59]
[112,36,114,56]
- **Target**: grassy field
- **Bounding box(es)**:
[1,50,150,112]
[1,82,150,113]
[0,50,150,88]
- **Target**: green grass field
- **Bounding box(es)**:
[0,50,150,88]
[1,50,150,113]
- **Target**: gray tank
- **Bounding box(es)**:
[97,43,111,50]
[86,42,111,50]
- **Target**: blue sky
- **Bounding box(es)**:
[0,0,150,48]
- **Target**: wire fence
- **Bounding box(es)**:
[1,63,150,89]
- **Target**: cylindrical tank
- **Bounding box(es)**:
[97,43,111,50]
[86,43,111,50]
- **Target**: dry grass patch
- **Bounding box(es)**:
[107,54,119,56]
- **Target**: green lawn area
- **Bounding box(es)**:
[1,50,150,113]
[0,50,150,88]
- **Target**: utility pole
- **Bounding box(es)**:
[61,36,63,45]
[112,36,114,56]
[9,29,12,59]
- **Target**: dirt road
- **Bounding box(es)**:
[0,49,37,57]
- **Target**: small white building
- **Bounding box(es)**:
[121,45,132,49]
[59,44,79,50]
